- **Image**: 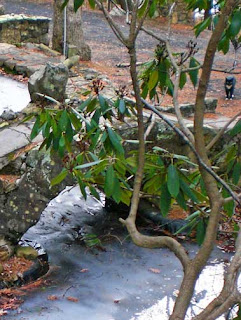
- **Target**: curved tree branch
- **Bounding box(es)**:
[206,110,241,151]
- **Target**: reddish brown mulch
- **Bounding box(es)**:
[1,257,33,282]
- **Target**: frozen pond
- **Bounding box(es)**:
[4,186,235,320]
[0,75,30,114]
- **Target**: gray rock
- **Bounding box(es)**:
[0,147,74,243]
[28,62,69,102]
[0,108,18,121]
[0,5,5,16]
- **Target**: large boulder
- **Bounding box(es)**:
[28,62,69,103]
[0,147,74,244]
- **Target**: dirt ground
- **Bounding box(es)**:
[82,11,241,120]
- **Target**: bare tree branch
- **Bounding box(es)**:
[194,226,241,320]
[206,110,241,151]
[95,0,128,45]
[119,217,190,269]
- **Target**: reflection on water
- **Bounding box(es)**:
[131,262,234,320]
[0,75,30,113]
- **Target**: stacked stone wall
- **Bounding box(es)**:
[0,14,50,45]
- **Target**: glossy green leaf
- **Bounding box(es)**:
[232,161,241,185]
[227,10,241,37]
[167,164,180,197]
[176,191,187,210]
[77,178,87,200]
[112,177,121,203]
[120,189,132,206]
[196,219,206,246]
[179,72,187,89]
[61,0,69,10]
[118,99,126,114]
[75,160,103,170]
[218,35,230,54]
[149,0,157,17]
[104,165,115,197]
[51,169,68,186]
[74,0,84,12]
[223,189,234,217]
[77,96,93,111]
[160,183,171,216]
[59,110,69,131]
[229,119,241,137]
[180,179,199,203]
[89,185,100,199]
[194,17,211,37]
[107,127,124,155]
[88,0,96,9]
[30,116,41,140]
[148,69,159,91]
[189,57,200,87]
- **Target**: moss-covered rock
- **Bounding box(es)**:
[16,246,39,260]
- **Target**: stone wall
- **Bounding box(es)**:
[158,0,194,24]
[0,14,50,45]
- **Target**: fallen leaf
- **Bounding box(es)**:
[47,295,59,301]
[114,299,120,304]
[148,268,161,274]
[0,309,8,316]
[66,296,79,302]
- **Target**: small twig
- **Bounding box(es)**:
[206,110,241,151]
[62,285,74,298]
[144,113,156,140]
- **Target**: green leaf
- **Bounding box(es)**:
[118,99,126,114]
[112,178,121,203]
[218,35,230,54]
[69,112,82,131]
[51,169,68,186]
[59,110,69,131]
[160,183,171,216]
[99,95,108,113]
[148,69,159,91]
[179,72,187,89]
[223,189,234,217]
[149,0,157,17]
[232,161,241,185]
[120,189,131,206]
[180,179,199,203]
[194,17,211,37]
[61,0,69,10]
[176,191,187,210]
[59,134,65,148]
[229,119,241,137]
[138,0,148,17]
[141,83,149,99]
[77,96,93,111]
[77,178,87,200]
[166,78,174,96]
[107,127,124,155]
[227,10,241,37]
[104,165,115,197]
[88,0,96,9]
[196,219,206,246]
[189,57,200,88]
[89,185,100,199]
[75,160,103,170]
[30,116,41,140]
[74,0,84,12]
[167,164,180,197]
